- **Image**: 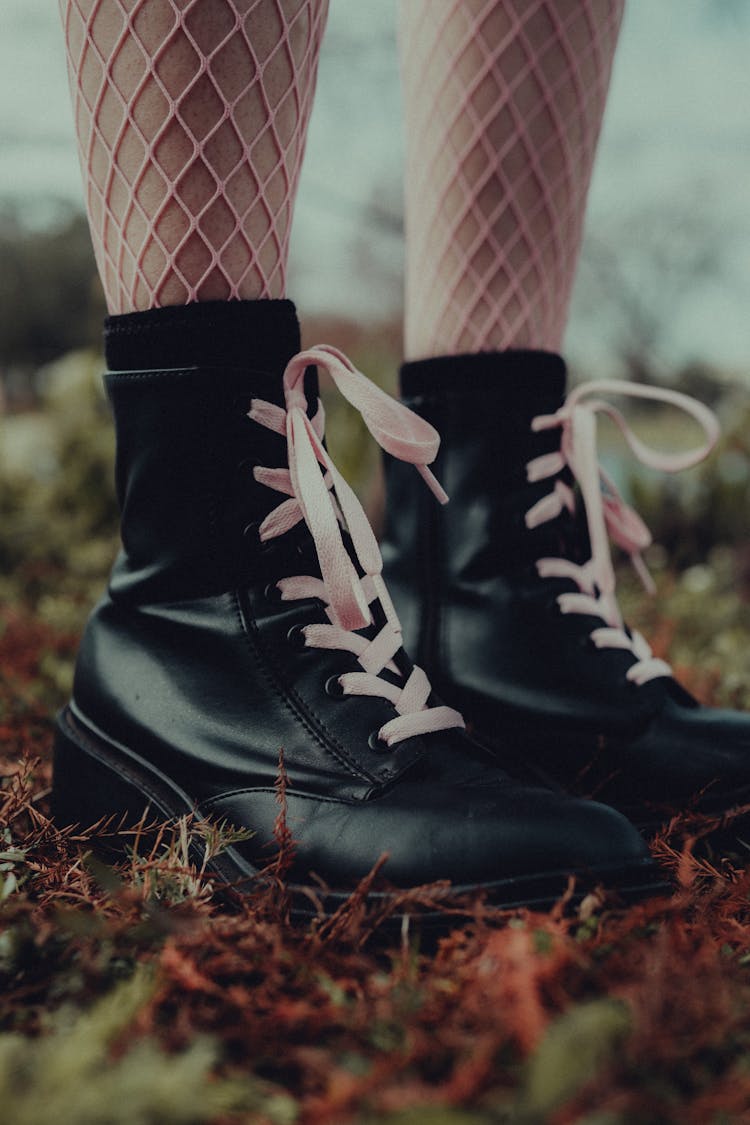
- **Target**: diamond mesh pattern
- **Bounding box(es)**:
[399,0,624,359]
[60,0,329,313]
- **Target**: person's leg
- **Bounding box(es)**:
[399,0,623,359]
[59,0,328,314]
[383,0,750,837]
[53,0,656,907]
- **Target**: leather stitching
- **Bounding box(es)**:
[63,707,191,819]
[201,787,358,810]
[233,588,379,787]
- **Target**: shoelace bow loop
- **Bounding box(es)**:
[525,379,720,683]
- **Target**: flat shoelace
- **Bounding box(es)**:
[248,344,464,747]
[524,380,721,686]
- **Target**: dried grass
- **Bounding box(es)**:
[4,594,750,1124]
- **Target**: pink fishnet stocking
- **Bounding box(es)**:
[60,0,328,313]
[399,0,624,360]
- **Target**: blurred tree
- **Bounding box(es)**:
[353,176,404,320]
[574,196,726,384]
[0,206,104,402]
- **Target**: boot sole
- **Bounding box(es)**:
[52,705,671,923]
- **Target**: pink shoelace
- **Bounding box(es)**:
[524,380,721,686]
[248,345,465,747]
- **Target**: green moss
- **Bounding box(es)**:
[0,968,279,1125]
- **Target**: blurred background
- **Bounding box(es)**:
[2,0,750,705]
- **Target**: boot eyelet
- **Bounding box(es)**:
[264,582,282,604]
[232,392,253,415]
[243,522,274,553]
[368,730,385,751]
[287,624,309,650]
[325,675,345,698]
[236,457,256,474]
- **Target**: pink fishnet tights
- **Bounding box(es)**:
[399,0,624,359]
[60,0,328,313]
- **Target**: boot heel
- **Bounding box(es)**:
[51,710,261,894]
[52,712,159,837]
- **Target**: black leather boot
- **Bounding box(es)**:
[382,350,750,833]
[52,307,660,912]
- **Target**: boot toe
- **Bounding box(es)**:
[205,779,651,892]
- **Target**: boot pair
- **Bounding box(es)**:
[52,302,744,913]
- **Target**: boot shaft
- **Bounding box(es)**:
[381,350,675,732]
[102,300,320,603]
[106,362,318,603]
[381,350,572,665]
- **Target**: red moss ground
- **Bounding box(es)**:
[4,593,750,1125]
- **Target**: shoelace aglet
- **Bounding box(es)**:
[631,552,657,596]
[417,464,449,505]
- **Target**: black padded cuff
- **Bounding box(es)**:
[399,350,567,408]
[104,299,301,374]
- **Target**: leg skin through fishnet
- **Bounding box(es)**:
[399,0,624,360]
[60,0,329,313]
